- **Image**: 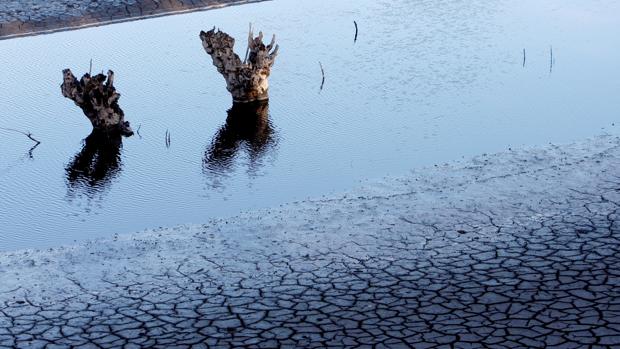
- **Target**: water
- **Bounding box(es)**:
[0,0,619,251]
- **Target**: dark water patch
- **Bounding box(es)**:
[65,130,123,202]
[204,101,278,188]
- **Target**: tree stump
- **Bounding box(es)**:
[61,69,133,136]
[199,25,279,103]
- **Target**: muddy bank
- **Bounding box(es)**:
[0,0,268,40]
[1,135,619,347]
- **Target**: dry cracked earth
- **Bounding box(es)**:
[1,136,620,348]
[0,0,265,38]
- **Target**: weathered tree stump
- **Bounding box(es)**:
[199,25,279,103]
[61,69,133,136]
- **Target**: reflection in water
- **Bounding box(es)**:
[65,130,123,201]
[204,101,277,186]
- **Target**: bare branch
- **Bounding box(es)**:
[0,127,41,158]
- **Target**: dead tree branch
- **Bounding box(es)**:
[0,127,41,158]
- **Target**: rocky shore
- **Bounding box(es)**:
[0,0,267,39]
[1,135,619,347]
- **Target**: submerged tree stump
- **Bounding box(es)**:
[66,129,123,193]
[204,101,276,178]
[61,69,133,136]
[199,25,279,103]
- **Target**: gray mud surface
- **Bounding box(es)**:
[0,0,266,39]
[1,135,619,348]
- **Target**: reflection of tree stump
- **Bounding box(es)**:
[65,130,123,196]
[199,25,279,103]
[204,101,276,177]
[61,69,133,136]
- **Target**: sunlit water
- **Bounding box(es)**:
[0,0,619,251]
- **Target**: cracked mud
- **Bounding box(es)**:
[1,136,620,348]
[0,0,267,39]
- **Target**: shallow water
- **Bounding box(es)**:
[0,0,619,251]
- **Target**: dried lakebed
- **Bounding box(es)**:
[1,135,619,348]
[0,0,267,39]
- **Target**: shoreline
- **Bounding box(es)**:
[1,134,619,346]
[2,133,619,256]
[0,0,269,40]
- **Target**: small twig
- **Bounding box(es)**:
[522,48,526,67]
[319,61,325,92]
[0,127,41,158]
[353,21,358,43]
[26,133,40,145]
[89,58,93,75]
[244,23,252,64]
[27,143,40,159]
[165,129,171,148]
[0,127,41,145]
[549,45,553,73]
[136,124,142,139]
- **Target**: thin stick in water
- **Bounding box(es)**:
[319,61,325,91]
[550,45,553,73]
[354,20,358,43]
[522,48,526,67]
[0,127,41,145]
[0,127,41,158]
[89,59,93,75]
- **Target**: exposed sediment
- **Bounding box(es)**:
[1,135,620,347]
[0,0,269,39]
